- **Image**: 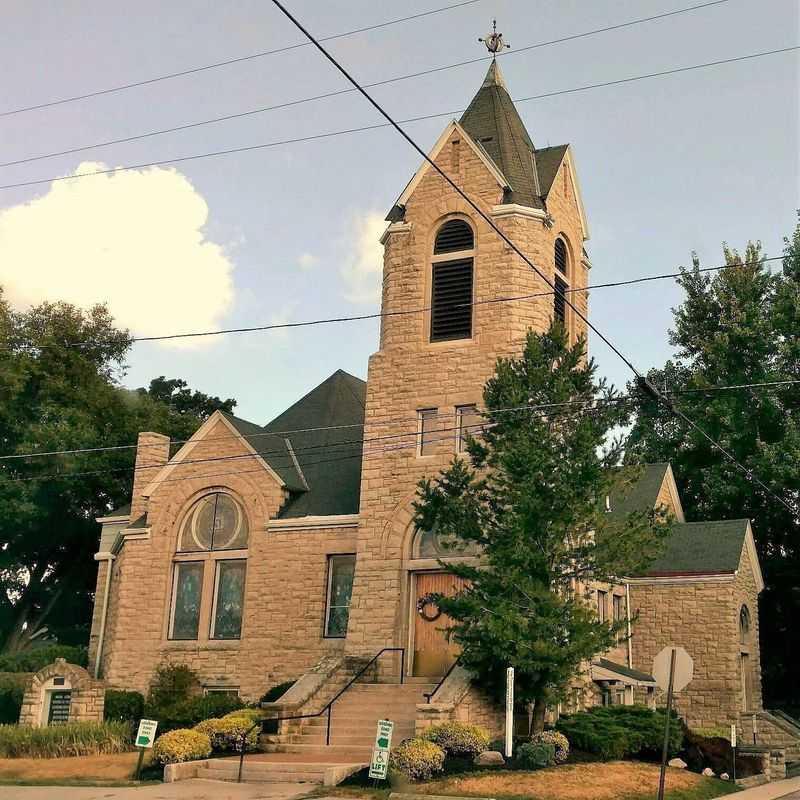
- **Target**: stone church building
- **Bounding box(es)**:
[86,59,775,749]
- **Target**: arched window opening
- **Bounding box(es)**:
[554,237,569,325]
[170,493,249,642]
[431,220,474,342]
[739,605,752,647]
[414,525,481,559]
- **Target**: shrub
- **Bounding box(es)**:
[0,721,132,758]
[390,738,445,781]
[104,690,145,723]
[531,730,569,764]
[0,674,28,724]
[193,716,259,752]
[421,721,490,757]
[146,663,197,710]
[556,705,682,761]
[259,680,295,704]
[223,708,264,724]
[153,728,211,764]
[0,646,88,673]
[516,741,555,769]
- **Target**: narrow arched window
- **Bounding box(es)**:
[430,220,474,342]
[554,237,569,325]
[169,492,249,642]
[739,605,751,647]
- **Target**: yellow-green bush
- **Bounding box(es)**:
[390,738,445,781]
[420,721,490,757]
[193,716,258,752]
[222,708,263,725]
[0,721,132,758]
[152,728,211,765]
[530,730,569,764]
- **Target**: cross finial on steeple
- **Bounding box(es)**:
[478,19,510,58]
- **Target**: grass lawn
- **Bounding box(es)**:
[0,751,159,786]
[321,761,740,800]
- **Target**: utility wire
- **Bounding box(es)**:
[269,0,799,516]
[1,46,797,192]
[0,0,736,169]
[0,0,483,118]
[0,380,796,465]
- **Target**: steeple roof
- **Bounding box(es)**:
[459,60,548,209]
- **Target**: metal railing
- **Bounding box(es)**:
[423,658,459,703]
[237,647,405,782]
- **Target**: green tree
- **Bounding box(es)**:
[0,291,236,653]
[625,221,800,707]
[413,324,669,731]
[137,376,236,422]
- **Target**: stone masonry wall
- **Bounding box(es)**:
[93,417,358,699]
[346,135,588,657]
[19,659,104,727]
[629,552,762,729]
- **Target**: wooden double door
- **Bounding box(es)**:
[412,572,469,677]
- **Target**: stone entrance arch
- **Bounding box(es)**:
[19,658,105,727]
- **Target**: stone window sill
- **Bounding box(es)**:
[162,640,241,651]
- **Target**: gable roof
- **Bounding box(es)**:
[263,370,366,518]
[607,463,671,518]
[636,519,751,577]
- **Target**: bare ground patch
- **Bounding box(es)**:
[0,751,151,784]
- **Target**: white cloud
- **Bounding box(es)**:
[0,162,235,348]
[297,252,318,271]
[340,211,386,305]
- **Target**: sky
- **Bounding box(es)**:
[1,0,798,425]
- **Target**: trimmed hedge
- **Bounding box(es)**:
[146,694,245,733]
[259,680,295,704]
[556,705,683,761]
[531,730,569,764]
[152,728,211,765]
[0,721,132,758]
[421,721,490,757]
[194,717,258,752]
[0,674,28,725]
[390,738,446,781]
[0,646,87,673]
[104,690,145,723]
[516,741,555,769]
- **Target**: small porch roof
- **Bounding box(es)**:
[592,658,657,687]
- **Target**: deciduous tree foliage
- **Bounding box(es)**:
[625,220,800,707]
[413,325,669,731]
[0,291,236,653]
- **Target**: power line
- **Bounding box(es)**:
[1,380,795,465]
[269,0,799,516]
[51,247,785,350]
[2,45,796,192]
[0,0,736,169]
[0,0,483,118]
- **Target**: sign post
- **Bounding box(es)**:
[653,647,693,800]
[731,723,737,783]
[133,719,158,780]
[369,719,394,781]
[505,667,514,759]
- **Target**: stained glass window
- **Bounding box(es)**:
[325,555,355,638]
[415,526,480,558]
[170,562,204,639]
[178,493,248,552]
[211,560,246,640]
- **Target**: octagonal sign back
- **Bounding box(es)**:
[652,646,694,693]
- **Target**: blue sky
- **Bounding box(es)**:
[1,0,797,424]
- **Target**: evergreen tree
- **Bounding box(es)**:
[413,324,669,731]
[625,220,800,707]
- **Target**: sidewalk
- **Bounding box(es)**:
[712,776,800,800]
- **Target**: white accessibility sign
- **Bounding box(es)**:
[369,719,394,780]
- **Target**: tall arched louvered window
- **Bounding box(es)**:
[553,237,569,326]
[430,219,474,342]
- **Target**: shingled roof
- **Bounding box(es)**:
[634,519,751,577]
[263,370,366,518]
[607,463,671,519]
[459,60,568,209]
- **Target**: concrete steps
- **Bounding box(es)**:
[199,756,366,785]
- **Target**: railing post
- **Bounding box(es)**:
[400,649,405,684]
[326,704,332,745]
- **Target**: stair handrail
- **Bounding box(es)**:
[236,646,405,782]
[424,658,460,704]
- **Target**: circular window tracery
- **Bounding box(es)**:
[178,493,249,552]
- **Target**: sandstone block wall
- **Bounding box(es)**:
[19,659,104,727]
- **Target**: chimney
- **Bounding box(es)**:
[129,432,170,522]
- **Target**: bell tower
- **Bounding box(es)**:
[345,47,591,663]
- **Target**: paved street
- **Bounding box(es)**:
[0,780,312,800]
